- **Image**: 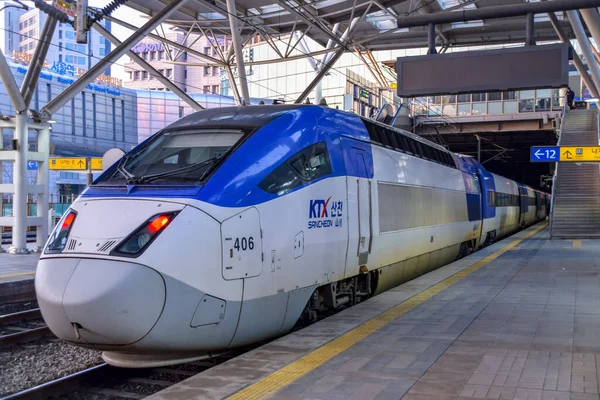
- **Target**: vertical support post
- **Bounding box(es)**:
[428,23,437,54]
[10,114,29,254]
[580,9,600,55]
[316,81,323,104]
[35,125,50,252]
[86,158,93,186]
[225,0,250,105]
[0,50,26,113]
[526,13,535,46]
[476,135,481,162]
[567,10,600,96]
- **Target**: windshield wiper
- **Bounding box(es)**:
[132,155,223,184]
[115,154,134,181]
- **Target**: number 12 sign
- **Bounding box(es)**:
[530,146,560,162]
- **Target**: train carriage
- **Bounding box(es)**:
[35,105,550,367]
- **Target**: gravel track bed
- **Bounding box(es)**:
[0,300,38,316]
[0,339,103,396]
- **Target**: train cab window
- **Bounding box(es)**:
[259,142,332,195]
[94,129,244,185]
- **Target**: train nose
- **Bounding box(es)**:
[36,257,165,345]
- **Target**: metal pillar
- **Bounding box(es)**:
[525,12,535,45]
[10,114,28,254]
[476,135,481,162]
[323,18,358,66]
[225,0,250,105]
[567,10,600,96]
[225,64,242,105]
[21,16,57,108]
[93,23,203,111]
[86,158,93,186]
[42,0,189,117]
[0,50,26,113]
[580,8,600,54]
[428,23,437,54]
[547,10,600,98]
[321,23,340,65]
[34,125,50,252]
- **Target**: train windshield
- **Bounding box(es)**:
[96,129,244,185]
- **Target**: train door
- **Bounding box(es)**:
[351,149,372,266]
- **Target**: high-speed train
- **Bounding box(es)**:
[35,105,550,367]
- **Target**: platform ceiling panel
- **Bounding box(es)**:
[125,0,575,50]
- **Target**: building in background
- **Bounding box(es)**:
[18,7,112,75]
[123,32,227,94]
[0,1,26,55]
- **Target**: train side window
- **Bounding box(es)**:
[258,142,332,195]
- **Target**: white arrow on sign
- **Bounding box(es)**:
[534,149,543,159]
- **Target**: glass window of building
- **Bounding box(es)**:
[472,93,486,102]
[66,31,74,39]
[142,71,148,79]
[66,43,75,50]
[134,71,140,80]
[203,85,210,93]
[204,47,210,55]
[143,52,148,60]
[488,92,501,101]
[502,91,517,100]
[159,69,164,76]
[99,48,105,56]
[212,85,219,93]
[179,106,184,118]
[59,42,63,50]
[457,94,470,103]
[150,52,155,61]
[158,50,164,60]
[59,30,62,39]
[166,69,172,78]
[204,66,210,76]
[128,71,132,80]
[59,54,63,62]
[77,56,85,64]
[149,73,154,80]
[77,44,85,53]
[65,55,74,63]
[212,66,219,76]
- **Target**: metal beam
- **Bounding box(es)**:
[21,16,57,108]
[225,0,250,105]
[0,50,26,113]
[547,9,600,98]
[427,23,436,54]
[225,64,242,105]
[567,10,600,98]
[323,17,358,66]
[93,23,203,111]
[580,8,600,53]
[278,0,348,49]
[104,15,223,65]
[295,46,345,104]
[397,0,600,28]
[43,0,189,117]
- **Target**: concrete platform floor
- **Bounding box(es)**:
[146,222,600,400]
[0,250,39,284]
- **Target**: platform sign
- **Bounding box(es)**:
[27,161,38,170]
[49,158,87,170]
[91,158,102,170]
[559,146,600,162]
[531,146,560,162]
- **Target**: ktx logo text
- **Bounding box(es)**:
[308,197,343,229]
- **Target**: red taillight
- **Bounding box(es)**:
[63,213,75,228]
[148,215,170,233]
[112,212,178,257]
[45,210,77,253]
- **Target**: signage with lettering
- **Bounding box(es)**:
[11,50,122,91]
[131,43,165,53]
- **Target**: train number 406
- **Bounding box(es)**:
[234,237,255,251]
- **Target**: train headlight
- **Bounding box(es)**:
[112,212,178,257]
[46,210,77,253]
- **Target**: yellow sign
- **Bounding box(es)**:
[560,146,600,162]
[390,82,398,89]
[49,158,87,170]
[91,158,102,170]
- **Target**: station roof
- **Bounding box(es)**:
[126,0,574,50]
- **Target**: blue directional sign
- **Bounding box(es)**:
[530,146,560,162]
[27,161,38,170]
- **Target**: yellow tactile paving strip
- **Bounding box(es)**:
[0,271,35,279]
[228,222,548,400]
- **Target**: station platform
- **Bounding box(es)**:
[0,251,40,302]
[146,221,600,400]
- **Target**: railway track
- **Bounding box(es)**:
[2,352,244,400]
[0,308,51,348]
